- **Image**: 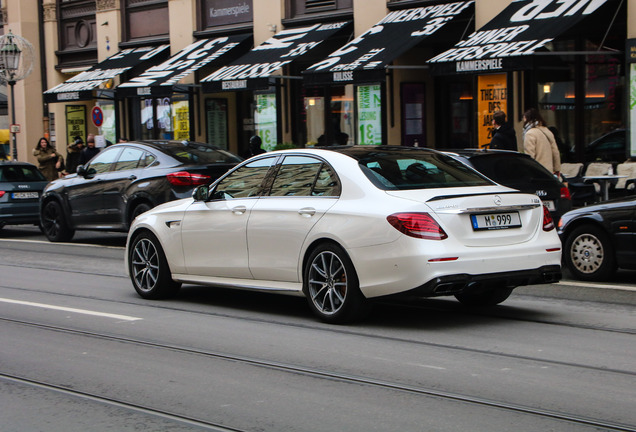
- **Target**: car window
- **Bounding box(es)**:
[214,157,276,199]
[313,164,340,196]
[140,152,156,168]
[469,154,555,185]
[87,147,122,174]
[357,151,492,190]
[161,142,243,164]
[0,165,46,182]
[270,156,334,197]
[114,147,145,171]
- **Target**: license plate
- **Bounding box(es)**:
[471,212,521,230]
[11,192,39,199]
[543,200,555,211]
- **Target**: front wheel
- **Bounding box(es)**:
[304,243,368,324]
[564,225,616,281]
[128,231,180,299]
[41,200,75,242]
[455,287,513,307]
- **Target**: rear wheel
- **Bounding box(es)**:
[41,200,74,242]
[455,287,513,307]
[564,224,616,281]
[129,202,152,226]
[129,231,180,299]
[304,243,368,324]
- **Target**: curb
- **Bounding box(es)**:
[516,282,636,306]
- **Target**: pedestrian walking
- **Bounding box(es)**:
[489,110,517,151]
[78,134,100,165]
[33,137,64,181]
[66,136,84,173]
[522,108,561,176]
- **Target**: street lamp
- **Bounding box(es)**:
[0,31,34,161]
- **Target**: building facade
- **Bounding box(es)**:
[1,0,635,163]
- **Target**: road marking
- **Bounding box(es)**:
[0,298,142,321]
[556,281,636,292]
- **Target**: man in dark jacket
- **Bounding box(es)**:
[489,111,517,151]
[78,134,100,166]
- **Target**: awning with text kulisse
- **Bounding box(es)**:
[427,0,621,74]
[200,21,351,92]
[302,1,474,86]
[117,35,252,97]
[43,45,170,103]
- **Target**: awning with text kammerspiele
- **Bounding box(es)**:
[427,0,621,74]
[117,35,252,97]
[44,45,171,103]
[200,21,352,93]
[302,1,474,86]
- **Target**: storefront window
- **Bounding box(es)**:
[332,86,354,145]
[305,95,325,146]
[255,93,278,151]
[206,99,229,149]
[538,40,625,162]
[96,101,116,145]
[138,95,189,141]
[357,85,382,145]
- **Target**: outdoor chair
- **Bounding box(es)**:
[612,162,636,196]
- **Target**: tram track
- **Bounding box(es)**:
[2,317,635,432]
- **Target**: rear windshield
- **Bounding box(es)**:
[0,165,46,182]
[468,154,556,187]
[156,142,243,165]
[352,149,493,190]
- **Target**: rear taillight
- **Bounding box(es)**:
[167,171,211,187]
[387,212,448,240]
[560,186,571,200]
[0,191,5,198]
[542,205,555,231]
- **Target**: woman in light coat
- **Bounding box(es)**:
[522,108,561,176]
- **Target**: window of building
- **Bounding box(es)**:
[57,0,97,67]
[285,0,352,20]
[123,0,169,43]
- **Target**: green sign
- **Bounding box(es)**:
[255,93,277,151]
[357,85,382,145]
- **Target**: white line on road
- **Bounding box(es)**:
[556,281,636,292]
[0,298,142,321]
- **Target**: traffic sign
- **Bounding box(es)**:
[91,106,104,127]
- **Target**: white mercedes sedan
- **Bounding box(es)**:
[126,146,562,323]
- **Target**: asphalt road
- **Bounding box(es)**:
[1,225,635,432]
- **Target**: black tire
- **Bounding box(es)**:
[128,231,181,299]
[455,287,513,307]
[564,224,616,281]
[303,243,368,324]
[129,202,152,226]
[41,200,75,242]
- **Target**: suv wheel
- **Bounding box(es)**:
[41,200,75,242]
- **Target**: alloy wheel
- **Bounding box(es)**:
[131,238,160,293]
[308,251,348,316]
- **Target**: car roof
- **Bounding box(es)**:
[443,148,529,158]
[125,140,223,152]
[0,160,38,167]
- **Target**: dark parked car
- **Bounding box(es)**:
[583,129,627,163]
[0,161,49,230]
[445,149,572,224]
[558,195,636,281]
[40,140,242,242]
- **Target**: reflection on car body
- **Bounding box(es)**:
[126,146,562,323]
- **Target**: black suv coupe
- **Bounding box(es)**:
[40,140,242,242]
[445,149,572,224]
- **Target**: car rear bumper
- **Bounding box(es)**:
[398,265,562,298]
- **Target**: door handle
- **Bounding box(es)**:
[128,175,137,180]
[232,205,247,215]
[298,207,316,217]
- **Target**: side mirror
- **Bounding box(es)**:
[76,165,87,176]
[193,184,209,201]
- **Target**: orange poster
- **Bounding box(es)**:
[477,74,507,149]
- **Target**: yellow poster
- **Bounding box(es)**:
[173,101,190,140]
[66,105,86,146]
[477,74,507,149]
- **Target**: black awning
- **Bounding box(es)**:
[427,0,621,74]
[302,1,474,86]
[44,45,171,103]
[200,21,351,93]
[117,35,252,97]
